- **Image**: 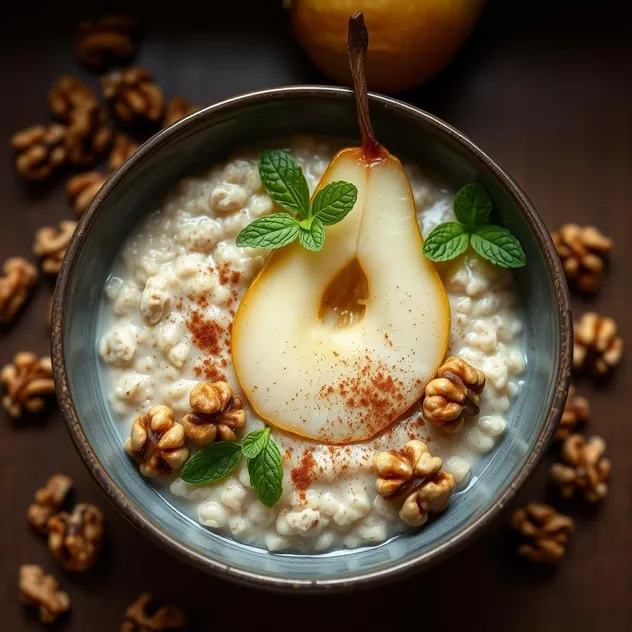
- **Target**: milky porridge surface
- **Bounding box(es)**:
[99,135,525,552]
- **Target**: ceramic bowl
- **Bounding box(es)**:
[52,86,572,591]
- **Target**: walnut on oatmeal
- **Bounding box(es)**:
[19,564,70,624]
[33,220,77,275]
[76,14,139,70]
[48,76,99,122]
[1,352,55,418]
[27,474,73,534]
[162,97,199,129]
[573,312,623,376]
[10,124,67,182]
[47,503,104,571]
[552,223,612,293]
[555,385,590,441]
[510,503,574,564]
[66,171,108,216]
[374,440,455,527]
[551,434,610,502]
[422,356,486,433]
[0,257,37,323]
[125,405,189,477]
[182,381,246,447]
[121,592,187,632]
[101,67,164,125]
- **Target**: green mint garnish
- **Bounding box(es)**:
[470,225,527,268]
[453,182,492,230]
[235,213,299,250]
[236,150,358,253]
[180,441,242,485]
[422,182,526,269]
[247,434,283,508]
[180,426,284,508]
[241,426,270,459]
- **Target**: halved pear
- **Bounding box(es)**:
[231,147,450,444]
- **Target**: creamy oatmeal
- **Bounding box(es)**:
[99,135,525,552]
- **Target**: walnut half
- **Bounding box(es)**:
[33,220,77,275]
[182,381,246,447]
[48,503,104,571]
[27,474,73,534]
[374,440,455,527]
[0,257,37,324]
[121,592,187,632]
[19,565,70,624]
[125,405,189,477]
[551,434,610,502]
[1,352,55,418]
[511,503,574,563]
[422,356,486,433]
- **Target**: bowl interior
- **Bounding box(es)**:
[55,87,570,589]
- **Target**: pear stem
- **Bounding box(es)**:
[347,12,380,160]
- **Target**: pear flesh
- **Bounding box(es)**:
[232,148,450,444]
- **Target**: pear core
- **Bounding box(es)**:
[231,148,450,444]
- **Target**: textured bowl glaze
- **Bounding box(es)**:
[52,86,572,592]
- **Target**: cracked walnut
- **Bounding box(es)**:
[27,474,73,534]
[125,405,189,477]
[182,381,246,447]
[1,352,55,418]
[19,565,70,624]
[374,440,455,527]
[0,257,37,324]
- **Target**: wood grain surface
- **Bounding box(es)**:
[1,1,630,630]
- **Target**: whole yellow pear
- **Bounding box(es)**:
[290,0,484,93]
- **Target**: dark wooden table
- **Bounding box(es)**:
[1,1,630,629]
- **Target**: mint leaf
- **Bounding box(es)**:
[298,218,325,251]
[181,442,242,485]
[422,222,470,262]
[311,181,358,226]
[242,427,270,459]
[236,213,299,249]
[259,150,310,219]
[454,182,492,230]
[471,225,527,268]
[247,436,283,507]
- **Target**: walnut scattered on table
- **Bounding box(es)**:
[555,385,590,442]
[125,405,189,477]
[422,356,486,433]
[121,592,187,632]
[66,103,113,166]
[10,124,67,182]
[76,15,139,71]
[101,67,164,125]
[552,223,612,293]
[573,312,623,376]
[27,474,73,534]
[19,564,70,624]
[551,434,610,502]
[48,75,99,122]
[1,352,55,418]
[109,133,139,171]
[66,171,108,216]
[162,97,199,129]
[48,503,104,571]
[511,503,575,564]
[374,439,455,527]
[0,257,37,324]
[33,220,77,275]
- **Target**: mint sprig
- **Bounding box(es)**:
[422,182,526,268]
[236,150,358,252]
[180,426,284,508]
